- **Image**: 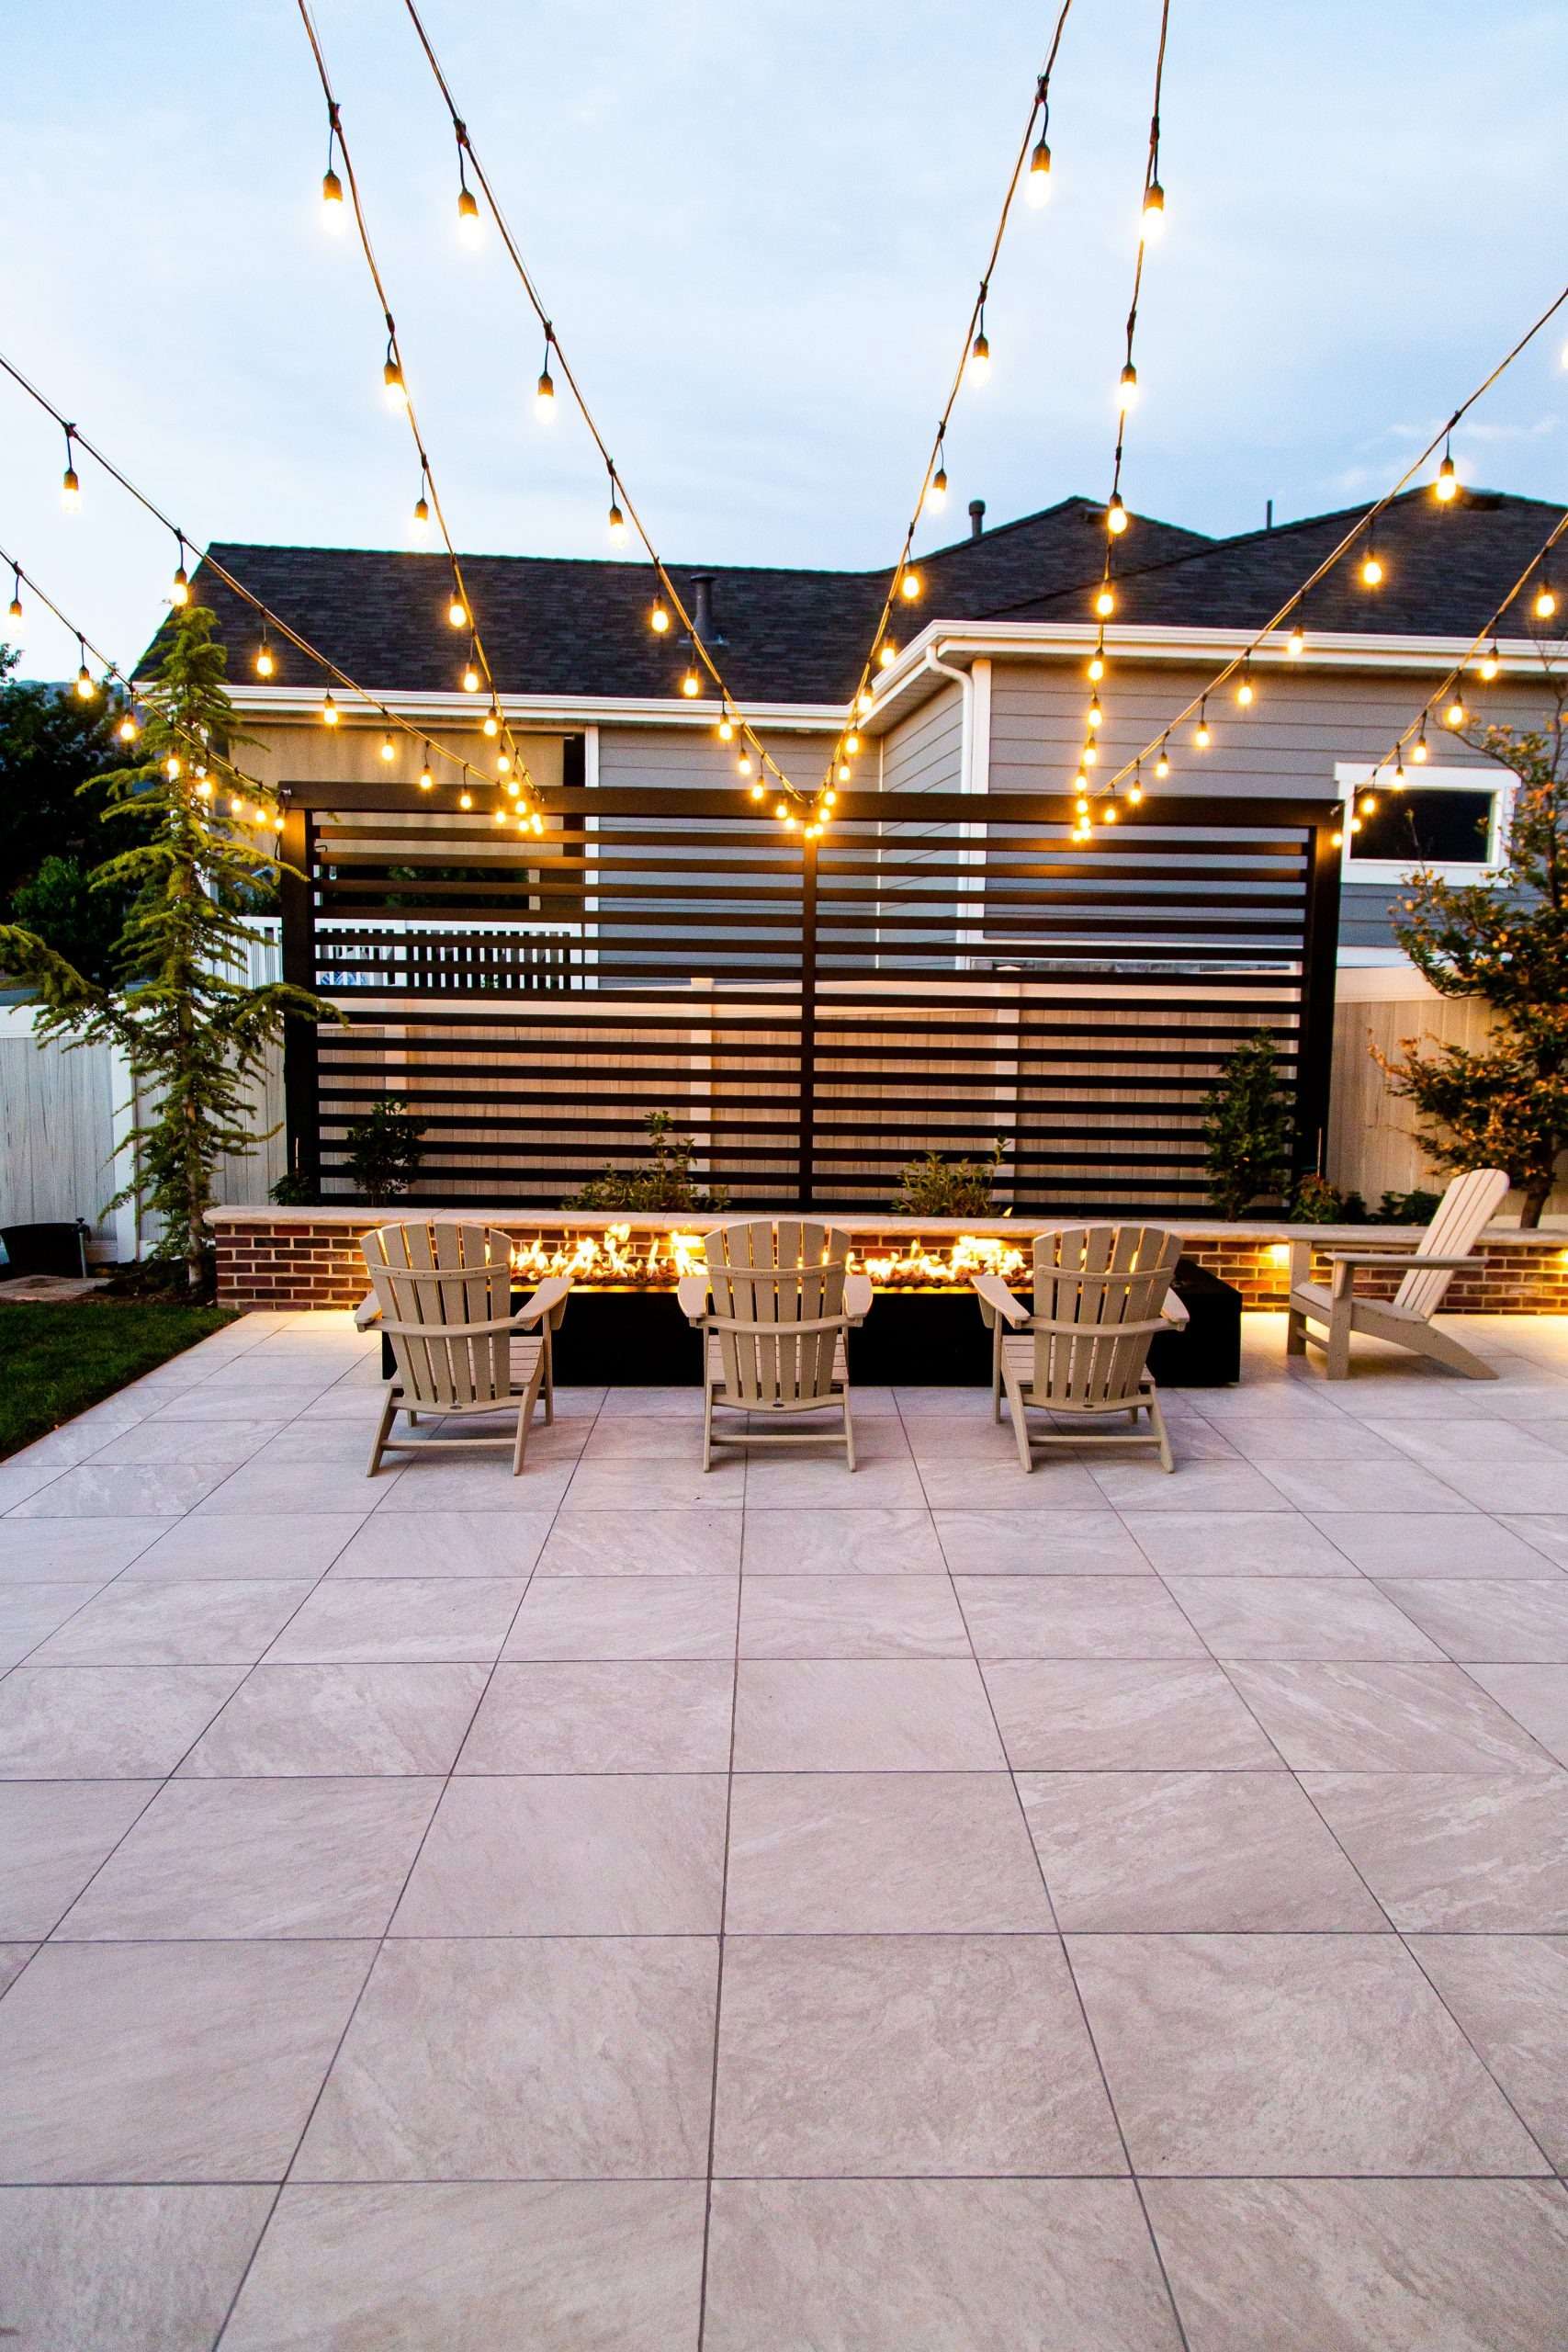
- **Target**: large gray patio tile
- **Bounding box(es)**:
[1256,1460,1475,1513]
[1309,1511,1564,1577]
[0,1521,159,1582]
[581,1414,723,1458]
[1089,1461,1293,1513]
[564,1456,745,1510]
[0,1667,245,1777]
[955,1576,1207,1660]
[592,1385,704,1418]
[0,1939,373,2181]
[196,1458,401,1517]
[1144,2178,1568,2352]
[457,1660,734,1772]
[221,2180,705,2351]
[742,1507,944,1574]
[931,1510,1151,1575]
[1020,1771,1384,1931]
[1364,1413,1564,1465]
[748,1455,927,1509]
[371,1453,574,1513]
[1428,1460,1568,1513]
[0,2186,275,2352]
[739,1574,968,1657]
[90,1418,285,1467]
[327,1510,552,1578]
[0,1781,159,1939]
[714,1935,1123,2177]
[8,1464,230,1519]
[537,1510,742,1576]
[982,1660,1283,1770]
[503,1576,738,1659]
[0,1583,104,1669]
[726,1772,1052,1934]
[705,2179,1183,2352]
[0,1461,74,1511]
[1371,1577,1568,1662]
[917,1456,1106,1510]
[1164,1577,1445,1660]
[141,1385,317,1423]
[1412,1935,1568,2171]
[1467,1664,1568,1765]
[294,1937,716,2180]
[265,1577,525,1664]
[732,1659,1004,1770]
[1069,1933,1548,2176]
[1208,1415,1403,1462]
[1498,1513,1568,1566]
[1121,1510,1362,1576]
[55,1777,441,1940]
[392,1774,728,1935]
[0,1943,34,1996]
[27,1578,316,1666]
[1302,1773,1568,1930]
[119,1513,363,1579]
[179,1662,487,1777]
[1224,1662,1562,1772]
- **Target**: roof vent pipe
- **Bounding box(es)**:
[685,572,725,646]
[968,499,986,540]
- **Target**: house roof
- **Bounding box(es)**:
[145,486,1562,710]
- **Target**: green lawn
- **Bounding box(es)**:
[0,1303,235,1461]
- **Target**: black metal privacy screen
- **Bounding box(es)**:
[277,784,1341,1215]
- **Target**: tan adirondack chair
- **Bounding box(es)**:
[1286,1166,1508,1379]
[358,1221,570,1475]
[974,1224,1185,1473]
[678,1217,873,1469]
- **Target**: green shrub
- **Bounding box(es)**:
[344,1098,425,1205]
[891,1138,1009,1218]
[567,1111,728,1214]
[1201,1035,1295,1218]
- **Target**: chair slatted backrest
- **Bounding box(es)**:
[705,1218,849,1408]
[1030,1224,1182,1408]
[362,1221,513,1409]
[1393,1168,1508,1320]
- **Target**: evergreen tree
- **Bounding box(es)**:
[1379,683,1568,1226]
[0,606,330,1290]
[1201,1032,1295,1218]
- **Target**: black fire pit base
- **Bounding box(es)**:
[379,1259,1241,1388]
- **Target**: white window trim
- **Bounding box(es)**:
[1332,760,1514,887]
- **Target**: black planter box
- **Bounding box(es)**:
[380,1258,1241,1387]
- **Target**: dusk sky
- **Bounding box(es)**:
[4,0,1565,682]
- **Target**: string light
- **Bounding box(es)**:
[411,483,431,540]
[649,595,671,634]
[1412,724,1429,764]
[1087,648,1106,683]
[321,103,345,229]
[1360,544,1383,588]
[482,710,499,738]
[1142,179,1166,235]
[254,635,275,679]
[1106,493,1128,537]
[1193,700,1211,749]
[928,434,948,512]
[1129,763,1144,806]
[1445,693,1466,728]
[117,705,139,744]
[970,303,991,383]
[1287,617,1305,657]
[1536,577,1558,619]
[737,752,753,778]
[1087,696,1103,730]
[458,787,473,808]
[715,715,735,743]
[878,641,897,669]
[74,638,94,699]
[1478,643,1501,680]
[535,326,557,423]
[447,592,468,628]
[606,467,627,546]
[1235,665,1254,707]
[321,691,339,726]
[418,754,434,790]
[61,424,80,513]
[382,335,407,411]
[845,731,862,755]
[8,566,22,625]
[462,654,480,693]
[681,667,701,699]
[1155,742,1170,779]
[379,731,395,762]
[1094,585,1116,619]
[170,535,190,606]
[1435,442,1458,503]
[1117,361,1138,411]
[1027,107,1053,207]
[900,569,922,602]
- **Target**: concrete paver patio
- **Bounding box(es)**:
[1,1306,1567,2346]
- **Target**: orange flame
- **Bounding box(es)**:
[508,1226,1026,1291]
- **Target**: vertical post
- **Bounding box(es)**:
[797,827,818,1207]
[278,799,321,1193]
[1293,811,1341,1183]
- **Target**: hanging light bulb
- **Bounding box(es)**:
[928,454,948,512]
[1360,548,1383,588]
[1287,619,1305,658]
[1106,493,1128,537]
[1087,698,1103,730]
[503,775,520,797]
[383,344,407,411]
[117,707,139,744]
[1026,133,1052,206]
[462,660,480,694]
[837,762,852,784]
[1142,180,1166,236]
[379,731,395,763]
[1094,585,1115,619]
[530,810,545,836]
[607,499,626,547]
[824,788,838,808]
[254,639,275,679]
[1087,650,1106,684]
[418,756,434,790]
[1236,669,1255,707]
[1535,579,1558,620]
[1194,702,1212,750]
[1434,448,1458,503]
[681,668,701,698]
[1412,726,1429,765]
[73,639,94,699]
[1445,694,1466,728]
[1083,742,1099,766]
[229,793,243,818]
[1117,361,1138,411]
[170,537,190,606]
[6,567,21,625]
[321,692,339,727]
[272,812,285,834]
[1331,828,1344,849]
[1100,800,1119,824]
[774,801,789,822]
[1129,768,1144,807]
[900,569,922,602]
[167,753,183,780]
[497,750,513,775]
[857,689,874,715]
[411,492,431,542]
[845,732,862,756]
[457,180,481,246]
[458,788,473,809]
[447,594,468,629]
[1393,754,1405,791]
[61,427,81,513]
[493,806,507,825]
[535,330,557,423]
[1360,792,1378,817]
[1478,643,1501,682]
[738,752,754,778]
[878,640,897,669]
[969,320,990,382]
[321,164,344,230]
[649,597,671,634]
[1155,744,1170,780]
[482,711,499,739]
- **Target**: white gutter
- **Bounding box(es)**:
[923,641,974,791]
[864,617,1560,731]
[202,685,846,733]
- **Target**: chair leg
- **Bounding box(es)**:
[512,1400,529,1476]
[1325,1298,1352,1381]
[1147,1387,1174,1473]
[1008,1377,1033,1474]
[1286,1306,1307,1358]
[991,1333,1004,1422]
[367,1389,397,1476]
[842,1386,856,1471]
[703,1379,714,1472]
[542,1330,555,1425]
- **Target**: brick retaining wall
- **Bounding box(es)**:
[208,1209,1568,1317]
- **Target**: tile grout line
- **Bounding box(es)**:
[693,1446,746,2352]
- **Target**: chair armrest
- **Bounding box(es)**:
[1287,1236,1313,1291]
[1328,1252,1478,1300]
[353,1291,382,1332]
[676,1273,711,1325]
[843,1272,874,1323]
[512,1275,571,1328]
[1159,1288,1190,1329]
[973,1273,1031,1329]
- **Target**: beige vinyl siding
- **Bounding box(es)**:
[246,720,567,797]
[878,683,963,795]
[598,725,828,793]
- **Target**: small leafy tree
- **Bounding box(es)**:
[892,1138,1010,1217]
[1202,1032,1295,1217]
[344,1098,425,1205]
[0,606,330,1291]
[1378,684,1568,1226]
[568,1110,729,1213]
[0,640,125,907]
[9,854,133,988]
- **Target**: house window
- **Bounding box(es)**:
[1333,763,1510,886]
